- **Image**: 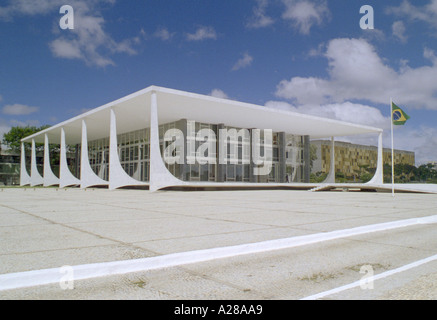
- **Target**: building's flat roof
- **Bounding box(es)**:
[22,86,382,144]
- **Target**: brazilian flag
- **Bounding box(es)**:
[392,102,410,125]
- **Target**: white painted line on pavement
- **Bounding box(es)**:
[301,253,437,300]
[1,214,437,291]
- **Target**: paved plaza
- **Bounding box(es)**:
[0,187,436,300]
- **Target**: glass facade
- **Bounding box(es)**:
[221,125,251,183]
[88,138,109,181]
[285,134,306,183]
[187,121,217,182]
[84,119,310,184]
[88,128,150,182]
[160,121,183,181]
[118,129,150,182]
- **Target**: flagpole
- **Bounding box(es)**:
[390,97,395,197]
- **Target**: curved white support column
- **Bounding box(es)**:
[322,137,335,184]
[60,128,81,188]
[20,142,31,186]
[80,119,108,189]
[149,91,187,192]
[43,134,60,187]
[109,108,148,190]
[30,139,44,186]
[367,132,384,185]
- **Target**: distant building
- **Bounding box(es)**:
[311,140,415,176]
[0,149,21,186]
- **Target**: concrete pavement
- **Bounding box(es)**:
[0,187,436,299]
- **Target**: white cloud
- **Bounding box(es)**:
[10,119,41,127]
[0,0,137,68]
[386,0,437,29]
[307,42,325,57]
[209,89,229,99]
[281,0,330,35]
[50,5,138,67]
[275,37,437,110]
[246,0,329,33]
[154,27,174,41]
[265,100,390,129]
[392,21,408,43]
[2,104,39,116]
[389,126,437,165]
[0,0,64,19]
[232,53,254,71]
[269,35,437,165]
[246,0,274,29]
[424,47,437,64]
[186,26,217,41]
[49,38,83,59]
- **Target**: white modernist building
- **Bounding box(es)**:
[20,86,386,192]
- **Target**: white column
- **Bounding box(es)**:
[367,132,384,185]
[322,137,336,184]
[109,108,147,190]
[20,142,31,186]
[59,128,81,188]
[30,139,44,186]
[80,119,108,188]
[149,91,186,192]
[43,134,60,187]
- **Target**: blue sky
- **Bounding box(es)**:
[1,0,437,164]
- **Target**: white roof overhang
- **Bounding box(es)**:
[22,86,382,144]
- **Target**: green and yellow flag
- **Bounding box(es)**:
[392,101,410,125]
